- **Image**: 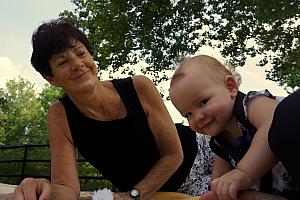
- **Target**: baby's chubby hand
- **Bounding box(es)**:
[211,168,255,200]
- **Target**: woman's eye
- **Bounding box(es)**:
[58,60,67,67]
[78,51,86,57]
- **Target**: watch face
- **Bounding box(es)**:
[130,188,140,198]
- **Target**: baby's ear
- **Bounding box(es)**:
[224,75,238,95]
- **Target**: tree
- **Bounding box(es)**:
[0,78,47,145]
[206,0,300,91]
[0,89,6,145]
[60,0,299,90]
[0,79,107,190]
[60,0,208,83]
[0,79,65,145]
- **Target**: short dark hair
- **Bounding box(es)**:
[30,17,94,76]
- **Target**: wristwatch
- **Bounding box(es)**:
[129,188,140,199]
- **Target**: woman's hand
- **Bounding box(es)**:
[211,169,255,200]
[13,178,52,200]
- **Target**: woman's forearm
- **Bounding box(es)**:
[135,153,183,200]
[51,184,80,200]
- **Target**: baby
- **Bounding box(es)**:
[169,55,299,200]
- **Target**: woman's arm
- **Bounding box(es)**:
[131,75,184,200]
[13,102,80,200]
[47,101,81,199]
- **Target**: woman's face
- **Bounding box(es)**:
[47,39,99,93]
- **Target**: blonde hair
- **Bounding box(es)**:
[170,55,232,87]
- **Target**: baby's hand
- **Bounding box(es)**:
[211,168,255,200]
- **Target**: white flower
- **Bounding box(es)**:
[92,188,113,200]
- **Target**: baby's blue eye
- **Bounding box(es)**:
[199,99,208,107]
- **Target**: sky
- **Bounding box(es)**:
[0,0,289,123]
[0,0,75,89]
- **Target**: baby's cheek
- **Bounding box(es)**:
[188,121,199,133]
[218,104,234,116]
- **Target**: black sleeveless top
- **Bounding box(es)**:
[60,77,197,192]
[209,91,256,164]
[209,91,280,194]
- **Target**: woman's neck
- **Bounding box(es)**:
[66,81,126,120]
[67,81,107,106]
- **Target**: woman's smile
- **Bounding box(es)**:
[71,70,90,80]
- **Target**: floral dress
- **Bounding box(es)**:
[177,133,214,196]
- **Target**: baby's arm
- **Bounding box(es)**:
[238,95,279,182]
[214,117,278,198]
[211,155,233,180]
[237,119,278,181]
[212,95,279,199]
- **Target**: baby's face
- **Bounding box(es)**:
[170,73,236,136]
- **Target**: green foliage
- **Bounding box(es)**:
[207,0,300,90]
[60,0,300,89]
[0,89,6,145]
[0,77,46,145]
[0,79,64,145]
[60,0,207,83]
[0,145,50,185]
[0,145,114,191]
[38,85,64,112]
